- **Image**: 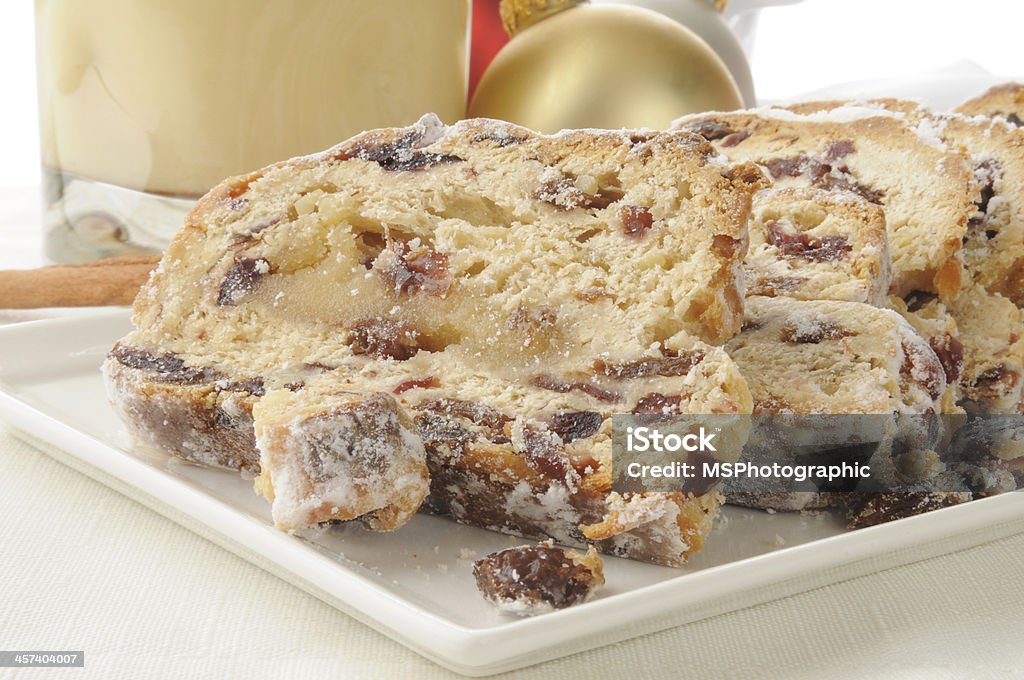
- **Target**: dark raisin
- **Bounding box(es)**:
[471,131,528,147]
[1007,113,1024,127]
[473,544,600,612]
[593,351,705,379]
[847,492,966,529]
[632,393,682,414]
[530,374,620,403]
[110,344,221,384]
[534,176,589,211]
[904,291,937,312]
[765,221,852,262]
[380,242,452,297]
[968,159,1002,230]
[416,412,471,455]
[748,275,805,296]
[347,318,424,361]
[817,173,884,204]
[347,130,464,171]
[763,156,814,179]
[619,205,653,239]
[547,411,603,443]
[508,306,557,332]
[393,376,440,394]
[519,425,571,482]
[220,377,266,396]
[217,257,271,306]
[971,364,1020,400]
[415,398,510,431]
[781,320,852,344]
[929,335,964,384]
[900,341,945,400]
[585,185,625,209]
[680,119,734,141]
[720,130,751,147]
[824,140,855,162]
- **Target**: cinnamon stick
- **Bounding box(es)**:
[0,255,161,308]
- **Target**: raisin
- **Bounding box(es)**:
[764,156,818,179]
[547,411,602,443]
[593,351,705,379]
[346,130,464,171]
[220,377,266,396]
[518,424,571,482]
[818,173,884,204]
[904,291,937,313]
[929,335,964,384]
[393,376,440,394]
[968,159,1002,230]
[110,344,222,384]
[720,130,751,147]
[473,544,601,613]
[534,173,623,211]
[846,492,966,529]
[508,306,557,332]
[824,140,855,162]
[381,242,452,297]
[900,341,945,400]
[971,364,1020,400]
[1007,113,1024,127]
[765,221,852,262]
[416,412,471,455]
[585,185,626,209]
[471,131,528,147]
[781,320,852,344]
[534,176,590,211]
[347,318,424,361]
[748,275,805,296]
[619,205,653,239]
[680,119,734,141]
[632,393,682,414]
[763,155,882,203]
[217,257,272,306]
[530,374,620,403]
[415,398,510,431]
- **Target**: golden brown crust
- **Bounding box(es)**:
[955,82,1024,121]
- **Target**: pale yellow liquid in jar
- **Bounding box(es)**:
[36,0,471,196]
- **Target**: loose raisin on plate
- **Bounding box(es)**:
[473,543,604,616]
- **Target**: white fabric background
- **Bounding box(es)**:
[1,190,1024,679]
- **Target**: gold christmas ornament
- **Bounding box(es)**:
[469,0,743,133]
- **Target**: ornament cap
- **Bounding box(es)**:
[499,0,587,37]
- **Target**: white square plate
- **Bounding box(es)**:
[0,310,1021,676]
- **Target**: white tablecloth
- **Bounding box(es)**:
[2,187,1024,679]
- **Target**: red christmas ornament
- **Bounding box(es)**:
[470,0,508,102]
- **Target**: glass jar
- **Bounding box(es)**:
[35,0,471,262]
